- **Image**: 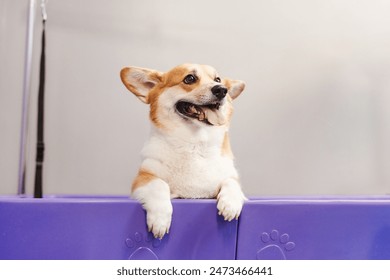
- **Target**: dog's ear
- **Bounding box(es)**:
[120,67,163,104]
[225,79,245,100]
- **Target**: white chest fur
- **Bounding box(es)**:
[139,125,238,198]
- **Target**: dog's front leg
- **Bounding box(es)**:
[132,178,172,239]
[217,178,247,221]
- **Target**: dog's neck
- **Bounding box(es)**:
[149,122,228,150]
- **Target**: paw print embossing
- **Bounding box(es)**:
[256,230,295,260]
[126,232,161,260]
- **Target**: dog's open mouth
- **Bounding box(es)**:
[175,101,226,126]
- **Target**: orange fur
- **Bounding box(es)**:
[148,88,164,129]
[164,65,200,92]
[132,168,158,192]
[221,132,234,159]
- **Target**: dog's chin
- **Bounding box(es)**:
[175,100,227,126]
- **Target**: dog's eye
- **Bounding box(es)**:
[214,77,221,83]
[183,74,197,84]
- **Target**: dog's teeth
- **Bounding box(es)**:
[188,105,198,114]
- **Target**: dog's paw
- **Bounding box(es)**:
[132,178,173,239]
[146,206,172,239]
[217,178,246,221]
[217,195,244,221]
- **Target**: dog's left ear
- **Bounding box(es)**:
[225,79,245,100]
[120,67,163,104]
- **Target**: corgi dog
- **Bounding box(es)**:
[120,63,247,239]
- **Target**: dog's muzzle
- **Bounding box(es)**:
[211,85,228,100]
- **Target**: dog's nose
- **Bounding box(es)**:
[211,85,228,100]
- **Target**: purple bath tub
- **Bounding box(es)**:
[237,197,390,260]
[0,196,237,260]
[1,195,390,260]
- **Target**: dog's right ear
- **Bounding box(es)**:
[120,67,163,104]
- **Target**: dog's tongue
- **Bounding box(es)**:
[203,107,226,126]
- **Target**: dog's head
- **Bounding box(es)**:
[120,64,245,129]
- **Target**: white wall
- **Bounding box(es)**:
[0,0,28,195]
[1,0,390,196]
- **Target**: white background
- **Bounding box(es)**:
[1,0,390,196]
[0,260,390,280]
